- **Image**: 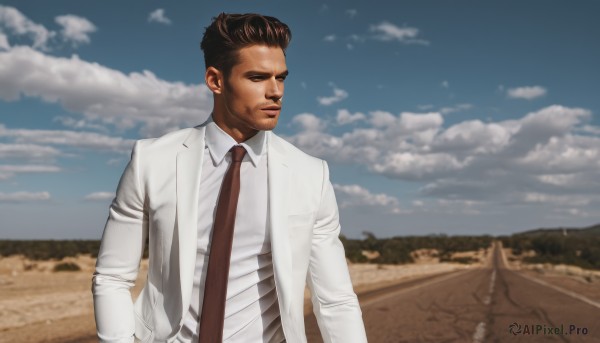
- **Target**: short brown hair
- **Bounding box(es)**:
[200,13,292,76]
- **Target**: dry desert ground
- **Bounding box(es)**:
[1,248,598,342]
[0,251,477,343]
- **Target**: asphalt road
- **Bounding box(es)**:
[305,242,600,342]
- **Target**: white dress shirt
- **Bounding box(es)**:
[176,117,285,343]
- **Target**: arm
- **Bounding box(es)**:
[92,141,148,343]
[306,160,368,343]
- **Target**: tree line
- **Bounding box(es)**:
[0,240,149,260]
[500,234,600,270]
[341,232,493,264]
[3,233,597,271]
[0,235,492,264]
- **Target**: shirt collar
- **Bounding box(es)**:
[204,115,266,167]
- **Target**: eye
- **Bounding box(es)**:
[249,75,265,81]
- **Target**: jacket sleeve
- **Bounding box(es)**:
[306,160,368,343]
[92,140,148,343]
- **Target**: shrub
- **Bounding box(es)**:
[53,262,81,272]
[451,257,478,264]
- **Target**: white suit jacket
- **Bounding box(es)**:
[92,122,368,343]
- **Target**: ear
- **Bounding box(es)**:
[205,66,224,94]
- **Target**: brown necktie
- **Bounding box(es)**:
[198,145,247,343]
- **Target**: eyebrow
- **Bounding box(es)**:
[243,70,289,77]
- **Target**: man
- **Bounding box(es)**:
[93,13,367,343]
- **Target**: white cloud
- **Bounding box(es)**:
[0,164,61,180]
[0,46,212,137]
[84,191,115,201]
[333,183,402,213]
[0,124,134,153]
[55,15,97,46]
[0,191,50,202]
[537,174,578,186]
[439,103,472,114]
[399,112,443,132]
[291,113,326,132]
[554,207,592,218]
[412,200,424,207]
[441,80,449,88]
[369,21,429,45]
[509,105,591,156]
[515,135,599,174]
[0,5,55,50]
[0,124,135,180]
[0,31,10,50]
[373,152,466,180]
[507,85,547,100]
[289,110,452,179]
[0,164,61,173]
[336,109,365,125]
[434,120,512,154]
[323,34,336,42]
[148,9,172,25]
[317,85,348,106]
[0,143,62,159]
[369,110,396,128]
[284,104,600,215]
[54,116,108,132]
[579,125,600,136]
[522,192,591,206]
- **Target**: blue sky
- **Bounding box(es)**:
[1,1,599,239]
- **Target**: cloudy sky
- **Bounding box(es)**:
[1,1,599,239]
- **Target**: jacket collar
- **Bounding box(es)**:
[203,116,266,167]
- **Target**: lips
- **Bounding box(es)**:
[261,105,281,117]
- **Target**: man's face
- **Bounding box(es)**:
[219,44,288,139]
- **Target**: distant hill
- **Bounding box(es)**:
[516,223,600,237]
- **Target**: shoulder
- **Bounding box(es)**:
[136,127,196,147]
[134,127,198,152]
[129,127,202,171]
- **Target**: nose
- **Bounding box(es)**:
[267,77,283,101]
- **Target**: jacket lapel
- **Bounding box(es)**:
[177,126,206,309]
[266,132,293,314]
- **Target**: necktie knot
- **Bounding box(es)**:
[230,145,246,163]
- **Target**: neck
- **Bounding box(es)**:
[211,113,257,143]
